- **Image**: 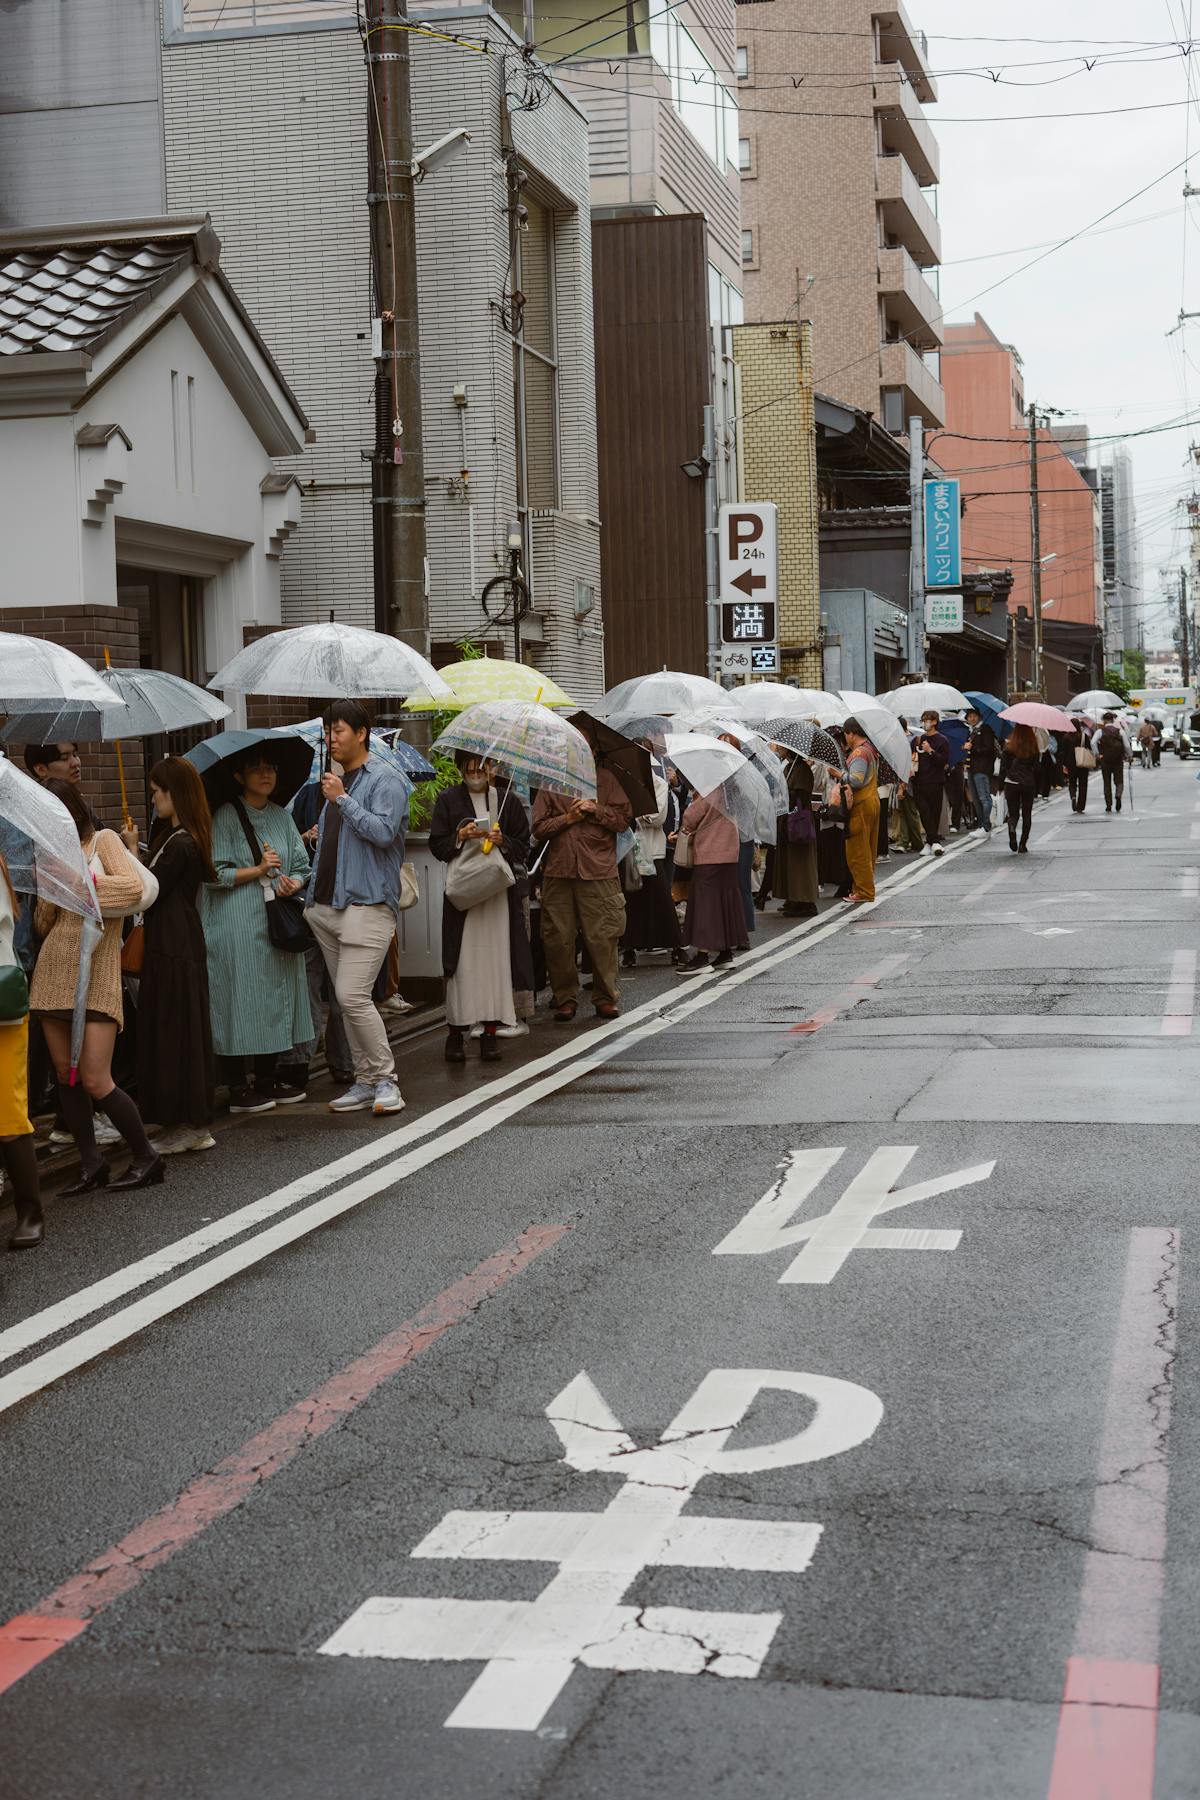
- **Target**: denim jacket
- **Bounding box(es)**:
[303,755,409,925]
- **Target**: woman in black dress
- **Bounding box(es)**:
[137,758,217,1154]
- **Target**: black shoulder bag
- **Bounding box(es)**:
[234,800,314,955]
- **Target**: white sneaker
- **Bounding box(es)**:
[328,1081,376,1113]
[95,1116,121,1146]
[373,1079,405,1115]
[378,995,414,1016]
[151,1125,216,1156]
[496,1021,530,1039]
[969,828,984,837]
[919,844,933,858]
[933,844,944,857]
[48,1126,72,1146]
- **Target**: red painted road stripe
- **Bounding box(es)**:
[789,955,909,1035]
[1046,1227,1178,1800]
[0,1223,569,1699]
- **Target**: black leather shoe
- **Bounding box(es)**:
[8,1211,44,1251]
[480,1034,501,1062]
[445,1031,467,1064]
[60,1161,110,1196]
[109,1157,165,1192]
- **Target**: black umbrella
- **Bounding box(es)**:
[568,711,658,815]
[183,728,315,809]
[758,717,846,772]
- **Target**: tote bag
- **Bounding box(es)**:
[445,789,515,913]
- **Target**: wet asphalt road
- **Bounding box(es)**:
[1,760,1198,1799]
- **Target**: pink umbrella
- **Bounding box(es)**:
[999,701,1076,731]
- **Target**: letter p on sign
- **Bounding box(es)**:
[719,502,778,609]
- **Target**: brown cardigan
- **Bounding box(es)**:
[30,829,143,1026]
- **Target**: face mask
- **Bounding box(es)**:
[464,773,489,792]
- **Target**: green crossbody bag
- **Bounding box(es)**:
[0,963,30,1024]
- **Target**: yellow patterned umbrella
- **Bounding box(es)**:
[404,657,574,712]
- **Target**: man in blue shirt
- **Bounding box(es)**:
[304,700,408,1116]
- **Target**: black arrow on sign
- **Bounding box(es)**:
[732,568,767,597]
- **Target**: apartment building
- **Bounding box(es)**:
[738,0,944,432]
[0,0,606,698]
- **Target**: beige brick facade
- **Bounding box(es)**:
[738,0,945,430]
[731,321,822,687]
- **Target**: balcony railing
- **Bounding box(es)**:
[873,3,938,104]
[877,244,943,349]
[880,339,945,427]
[876,151,941,266]
[873,63,939,186]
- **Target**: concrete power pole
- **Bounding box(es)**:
[907,415,925,676]
[1027,402,1043,694]
[1181,568,1191,687]
[366,0,428,652]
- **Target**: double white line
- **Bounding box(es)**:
[0,831,986,1416]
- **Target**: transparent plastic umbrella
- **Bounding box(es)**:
[714,759,778,843]
[726,683,842,723]
[404,658,574,712]
[679,713,790,815]
[844,704,914,785]
[604,712,671,751]
[0,632,125,717]
[209,621,452,701]
[599,671,727,718]
[661,731,748,796]
[0,666,230,744]
[432,701,596,800]
[1067,689,1125,713]
[876,681,970,717]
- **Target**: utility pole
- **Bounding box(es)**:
[1181,567,1191,687]
[907,415,925,676]
[1027,402,1045,694]
[366,0,428,652]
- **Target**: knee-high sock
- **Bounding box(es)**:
[95,1085,155,1165]
[0,1135,42,1225]
[58,1080,100,1175]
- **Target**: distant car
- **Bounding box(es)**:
[1174,712,1200,758]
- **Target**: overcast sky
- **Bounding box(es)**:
[916,0,1199,648]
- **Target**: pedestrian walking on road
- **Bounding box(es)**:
[30,780,162,1192]
[675,790,748,974]
[136,759,216,1157]
[532,733,632,1021]
[964,708,997,835]
[912,711,950,856]
[0,850,44,1249]
[1136,717,1156,771]
[202,747,313,1116]
[1001,724,1040,854]
[304,701,409,1117]
[1061,722,1093,813]
[430,755,533,1064]
[773,753,820,916]
[1091,712,1130,813]
[841,720,881,902]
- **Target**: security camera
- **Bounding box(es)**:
[410,128,471,181]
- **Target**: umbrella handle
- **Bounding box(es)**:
[102,646,135,837]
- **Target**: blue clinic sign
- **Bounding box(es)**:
[923,478,961,588]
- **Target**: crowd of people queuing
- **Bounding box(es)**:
[0,691,1133,1252]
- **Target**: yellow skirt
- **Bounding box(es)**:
[0,1018,32,1138]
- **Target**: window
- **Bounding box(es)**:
[736,45,749,77]
[649,14,740,172]
[165,0,353,38]
[513,191,560,547]
[881,388,904,435]
[741,228,755,265]
[738,136,752,172]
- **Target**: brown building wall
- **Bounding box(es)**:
[592,214,712,684]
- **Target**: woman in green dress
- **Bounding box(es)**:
[200,747,313,1114]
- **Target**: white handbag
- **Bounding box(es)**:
[398,861,420,911]
[444,789,515,913]
[92,838,159,919]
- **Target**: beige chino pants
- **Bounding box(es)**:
[306,903,397,1086]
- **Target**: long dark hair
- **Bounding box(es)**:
[149,757,216,880]
[1008,724,1040,760]
[42,777,93,841]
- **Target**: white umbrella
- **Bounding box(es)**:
[0,757,101,921]
[843,704,913,785]
[1067,689,1125,713]
[679,712,790,815]
[0,632,125,717]
[662,730,748,795]
[0,666,230,745]
[209,621,452,701]
[727,683,841,723]
[876,681,970,717]
[599,671,727,718]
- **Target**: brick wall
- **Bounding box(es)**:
[732,322,822,686]
[3,606,146,831]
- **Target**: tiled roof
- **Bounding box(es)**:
[0,240,191,357]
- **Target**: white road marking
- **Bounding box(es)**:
[1162,948,1197,1037]
[1181,868,1200,900]
[962,868,1011,905]
[319,1366,883,1730]
[1190,823,1200,842]
[713,1147,995,1284]
[1027,927,1077,937]
[0,827,991,1404]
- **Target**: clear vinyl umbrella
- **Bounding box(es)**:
[726,683,843,724]
[1067,689,1125,713]
[843,704,914,785]
[432,701,596,800]
[680,712,791,816]
[662,731,747,795]
[209,621,452,702]
[876,681,970,717]
[599,670,727,718]
[0,666,230,745]
[0,633,126,718]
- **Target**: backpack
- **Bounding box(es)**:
[1097,725,1125,767]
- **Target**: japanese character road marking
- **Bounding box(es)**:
[319,1366,883,1730]
[713,1146,996,1285]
